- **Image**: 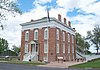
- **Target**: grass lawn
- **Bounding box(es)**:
[69,58,100,68]
[6,61,45,66]
[0,57,45,66]
[0,58,45,66]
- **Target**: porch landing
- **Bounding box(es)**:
[37,61,86,68]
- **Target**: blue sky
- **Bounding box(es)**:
[18,0,35,12]
[17,0,99,16]
[17,0,100,22]
[17,0,80,17]
[0,0,100,52]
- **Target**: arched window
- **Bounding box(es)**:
[25,31,29,41]
[56,29,59,40]
[68,33,70,42]
[63,32,65,41]
[44,28,48,39]
[34,30,38,40]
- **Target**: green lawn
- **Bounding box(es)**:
[0,57,45,66]
[6,61,45,66]
[0,59,45,66]
[69,58,100,68]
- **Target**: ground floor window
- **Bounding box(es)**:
[68,55,70,61]
[73,55,74,60]
[44,41,48,53]
[56,43,59,53]
[68,44,70,53]
[72,45,74,53]
[63,43,65,53]
[44,55,48,61]
[24,43,28,53]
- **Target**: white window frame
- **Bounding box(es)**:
[24,43,28,53]
[63,32,65,41]
[73,55,74,60]
[25,31,29,41]
[69,55,70,61]
[68,34,70,42]
[63,43,65,53]
[72,35,74,44]
[72,45,74,53]
[44,28,48,39]
[34,30,38,40]
[44,55,48,61]
[56,29,59,40]
[44,42,48,53]
[68,44,70,53]
[56,43,59,53]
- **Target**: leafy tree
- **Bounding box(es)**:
[12,45,20,55]
[0,0,21,20]
[86,24,100,54]
[0,38,8,54]
[76,33,90,53]
[84,41,90,50]
[0,0,21,29]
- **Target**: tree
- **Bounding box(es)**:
[0,0,21,29]
[0,38,8,54]
[84,41,90,50]
[0,0,21,20]
[86,24,100,54]
[76,32,90,53]
[12,45,20,55]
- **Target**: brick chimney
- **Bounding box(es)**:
[58,14,61,21]
[68,21,71,27]
[64,18,66,24]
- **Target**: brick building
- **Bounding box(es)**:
[20,14,76,62]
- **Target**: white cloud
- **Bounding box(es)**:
[78,0,100,16]
[56,0,79,9]
[56,0,100,36]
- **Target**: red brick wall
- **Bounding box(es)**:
[48,27,56,61]
[20,29,30,60]
[20,31,24,60]
[38,28,45,61]
[20,27,76,62]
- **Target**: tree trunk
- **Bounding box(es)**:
[96,49,99,55]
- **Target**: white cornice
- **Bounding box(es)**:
[21,17,75,35]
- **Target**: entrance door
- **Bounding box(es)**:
[31,44,36,53]
[31,44,38,61]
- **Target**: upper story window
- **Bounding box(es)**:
[34,30,38,40]
[68,33,70,42]
[56,29,59,40]
[63,31,65,41]
[72,35,74,43]
[25,31,29,41]
[44,28,48,39]
[24,43,28,53]
[56,42,59,53]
